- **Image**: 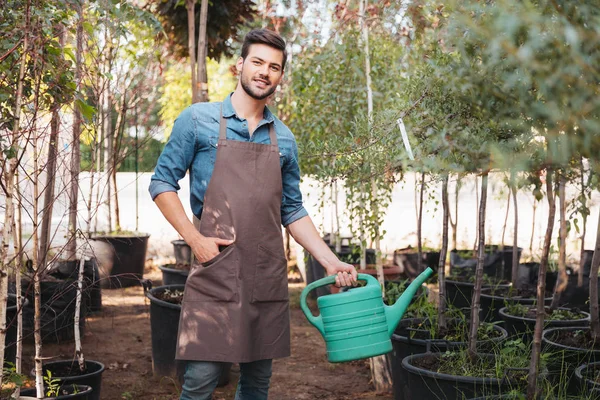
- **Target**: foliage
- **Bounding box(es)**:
[44,370,61,397]
[148,0,256,61]
[158,58,237,139]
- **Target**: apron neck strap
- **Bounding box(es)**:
[219,104,279,147]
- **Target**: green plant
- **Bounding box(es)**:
[44,370,61,397]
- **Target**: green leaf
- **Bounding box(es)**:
[75,99,96,122]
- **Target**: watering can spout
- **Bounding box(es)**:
[384,267,434,337]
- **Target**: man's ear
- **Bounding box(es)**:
[236,57,244,73]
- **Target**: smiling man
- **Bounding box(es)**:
[149,29,357,400]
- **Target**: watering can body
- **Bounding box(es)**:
[300,268,434,363]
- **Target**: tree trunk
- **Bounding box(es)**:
[333,179,342,253]
[196,0,209,103]
[417,172,425,271]
[578,156,588,288]
[74,257,86,370]
[66,1,84,260]
[1,4,29,385]
[11,179,24,400]
[39,109,59,266]
[468,172,488,358]
[102,74,113,233]
[449,175,461,250]
[32,87,44,398]
[501,189,511,247]
[111,92,127,232]
[550,172,567,309]
[590,202,600,340]
[529,199,537,257]
[511,173,519,287]
[473,176,479,254]
[438,174,449,329]
[186,0,198,102]
[526,168,556,399]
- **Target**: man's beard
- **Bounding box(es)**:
[240,70,277,100]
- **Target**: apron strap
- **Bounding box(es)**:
[219,104,279,149]
[219,106,227,141]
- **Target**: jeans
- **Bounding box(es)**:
[180,359,272,400]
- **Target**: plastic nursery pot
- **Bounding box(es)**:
[575,362,600,399]
[391,318,508,400]
[20,384,93,399]
[542,326,600,395]
[52,258,102,313]
[480,286,553,323]
[445,278,511,312]
[144,283,231,387]
[21,278,86,344]
[158,264,190,286]
[499,307,590,344]
[30,361,104,400]
[171,239,193,265]
[89,233,149,288]
[401,352,514,400]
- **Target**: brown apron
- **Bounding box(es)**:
[176,106,290,363]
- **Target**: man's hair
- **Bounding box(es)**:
[241,29,287,71]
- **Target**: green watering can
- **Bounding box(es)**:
[300,268,434,363]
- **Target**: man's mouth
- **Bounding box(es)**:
[253,78,270,88]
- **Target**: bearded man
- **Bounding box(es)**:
[149,29,357,400]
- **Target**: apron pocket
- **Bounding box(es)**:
[184,244,238,302]
[251,244,288,303]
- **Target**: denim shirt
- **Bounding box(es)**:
[149,94,308,227]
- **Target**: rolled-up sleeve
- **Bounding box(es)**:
[149,107,196,200]
[281,138,308,226]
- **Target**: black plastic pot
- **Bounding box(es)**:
[391,318,508,400]
[542,326,600,395]
[29,361,104,400]
[575,362,600,399]
[52,259,102,313]
[145,283,230,387]
[402,352,513,400]
[22,278,86,343]
[446,279,511,312]
[20,384,93,399]
[158,264,189,286]
[480,287,553,323]
[90,234,149,288]
[171,239,193,265]
[500,307,590,343]
[5,293,28,368]
[498,246,523,282]
[393,249,440,280]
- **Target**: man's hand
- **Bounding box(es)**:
[325,261,358,288]
[190,234,234,263]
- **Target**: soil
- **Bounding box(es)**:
[17,262,391,400]
[518,307,587,321]
[153,289,184,305]
[550,329,600,351]
[487,286,551,299]
[406,321,502,342]
[161,263,191,271]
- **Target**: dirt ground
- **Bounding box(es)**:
[21,263,393,400]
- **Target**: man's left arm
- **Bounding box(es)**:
[286,216,356,287]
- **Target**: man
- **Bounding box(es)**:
[149,29,357,400]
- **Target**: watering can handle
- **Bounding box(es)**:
[299,273,379,336]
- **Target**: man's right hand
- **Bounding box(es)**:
[189,234,234,264]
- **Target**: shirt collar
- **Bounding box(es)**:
[223,93,275,124]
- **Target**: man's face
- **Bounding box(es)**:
[237,44,284,101]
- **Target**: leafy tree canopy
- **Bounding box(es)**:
[147,0,257,61]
